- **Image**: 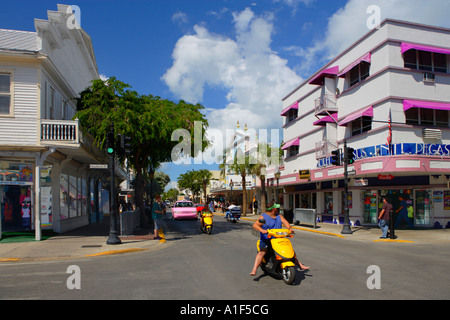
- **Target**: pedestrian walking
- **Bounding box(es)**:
[395,196,413,228]
[152,195,164,240]
[378,197,392,239]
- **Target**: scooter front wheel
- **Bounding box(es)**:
[281,266,296,285]
[206,227,212,235]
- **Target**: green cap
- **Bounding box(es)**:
[267,203,281,210]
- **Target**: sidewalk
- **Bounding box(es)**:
[0,216,166,263]
[234,212,450,244]
[1,213,449,263]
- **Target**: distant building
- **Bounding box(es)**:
[280,19,450,228]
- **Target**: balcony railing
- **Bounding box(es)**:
[315,94,337,116]
[40,119,79,144]
[315,139,338,160]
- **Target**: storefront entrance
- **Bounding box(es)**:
[1,185,32,232]
[363,189,431,227]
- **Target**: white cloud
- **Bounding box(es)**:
[291,0,450,75]
[171,11,189,25]
[163,7,302,151]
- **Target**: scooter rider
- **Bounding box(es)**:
[250,202,310,276]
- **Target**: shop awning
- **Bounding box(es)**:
[313,113,338,126]
[403,100,450,112]
[281,137,300,150]
[308,66,339,85]
[401,42,450,55]
[339,106,373,126]
[338,53,371,77]
[280,101,299,116]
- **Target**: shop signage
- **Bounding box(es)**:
[378,174,394,180]
[318,143,450,168]
[354,179,368,187]
[299,170,310,180]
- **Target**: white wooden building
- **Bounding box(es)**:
[0,5,126,239]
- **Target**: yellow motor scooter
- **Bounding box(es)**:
[200,210,213,235]
[257,229,296,285]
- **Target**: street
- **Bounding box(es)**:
[0,210,450,301]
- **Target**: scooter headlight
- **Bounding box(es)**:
[276,231,288,236]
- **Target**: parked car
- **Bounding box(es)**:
[172,200,197,220]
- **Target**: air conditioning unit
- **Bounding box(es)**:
[423,128,441,139]
[423,73,435,83]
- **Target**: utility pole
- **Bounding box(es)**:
[341,140,353,235]
[106,122,121,245]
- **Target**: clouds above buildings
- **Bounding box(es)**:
[163,7,302,137]
[288,0,450,75]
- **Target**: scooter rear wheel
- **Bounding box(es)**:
[281,266,296,285]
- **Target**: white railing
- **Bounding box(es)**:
[315,94,337,115]
[315,139,338,159]
[40,119,79,143]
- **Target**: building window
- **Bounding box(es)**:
[405,108,449,127]
[351,116,372,136]
[0,73,11,115]
[286,108,298,123]
[349,62,370,87]
[287,145,299,158]
[403,49,448,73]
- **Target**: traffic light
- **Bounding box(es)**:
[331,149,341,166]
[107,132,115,155]
[119,134,132,156]
[345,147,355,165]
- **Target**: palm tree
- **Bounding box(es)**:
[229,153,256,216]
[195,169,213,204]
[251,143,284,213]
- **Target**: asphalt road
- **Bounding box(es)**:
[0,210,449,301]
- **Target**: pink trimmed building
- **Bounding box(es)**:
[280,19,450,229]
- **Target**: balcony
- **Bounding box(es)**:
[315,139,338,160]
[40,119,79,146]
[315,94,337,116]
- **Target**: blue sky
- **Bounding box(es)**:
[2,0,450,190]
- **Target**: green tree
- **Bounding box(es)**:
[76,77,209,228]
[164,188,180,203]
[251,143,283,213]
[195,169,213,204]
[177,170,202,201]
[229,153,257,216]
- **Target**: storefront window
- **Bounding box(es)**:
[324,192,333,214]
[69,175,77,218]
[40,167,52,229]
[60,173,69,219]
[0,161,34,232]
[363,190,378,223]
[415,190,431,225]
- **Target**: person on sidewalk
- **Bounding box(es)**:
[250,202,309,276]
[395,196,413,229]
[378,197,392,239]
[152,195,164,240]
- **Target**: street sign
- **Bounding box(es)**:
[89,164,108,169]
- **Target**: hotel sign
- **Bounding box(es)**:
[318,143,450,168]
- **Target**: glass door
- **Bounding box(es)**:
[415,190,431,226]
[363,190,378,223]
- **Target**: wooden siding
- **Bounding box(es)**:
[0,66,38,146]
